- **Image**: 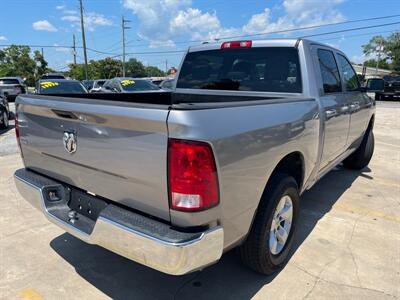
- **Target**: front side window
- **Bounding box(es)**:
[337,54,360,91]
[177,47,302,93]
[317,49,342,93]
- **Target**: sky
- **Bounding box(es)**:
[0,0,399,72]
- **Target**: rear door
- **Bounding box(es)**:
[17,95,171,221]
[314,47,350,169]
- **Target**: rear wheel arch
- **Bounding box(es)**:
[267,151,305,191]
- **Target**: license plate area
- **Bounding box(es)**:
[68,189,108,221]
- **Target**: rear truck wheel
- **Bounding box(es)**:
[375,93,381,101]
[343,129,374,170]
[239,174,300,275]
[0,110,9,129]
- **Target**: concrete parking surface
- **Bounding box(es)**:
[0,101,399,299]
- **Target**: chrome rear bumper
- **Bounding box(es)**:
[14,168,224,275]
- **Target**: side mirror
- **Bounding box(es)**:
[366,78,384,92]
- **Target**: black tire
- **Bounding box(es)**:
[343,129,374,170]
[239,174,300,275]
[0,110,9,129]
[375,93,381,101]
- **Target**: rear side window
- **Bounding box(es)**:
[317,49,342,93]
[177,47,302,93]
[0,79,19,84]
[337,54,360,91]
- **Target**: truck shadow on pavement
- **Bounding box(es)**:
[0,124,15,135]
[50,165,371,300]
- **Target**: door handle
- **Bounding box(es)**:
[325,109,337,119]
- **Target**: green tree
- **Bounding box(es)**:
[0,45,37,85]
[362,33,400,72]
[33,50,48,78]
[145,65,166,77]
[91,58,122,79]
[125,58,146,77]
[362,35,386,58]
[363,58,390,70]
[67,63,90,80]
[385,32,400,71]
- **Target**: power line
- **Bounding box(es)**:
[317,30,395,42]
[299,21,400,38]
[123,14,400,47]
[1,23,398,59]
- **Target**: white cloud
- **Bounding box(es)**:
[61,12,112,31]
[123,0,347,47]
[0,36,7,41]
[63,9,78,15]
[61,15,80,22]
[56,5,65,10]
[32,20,58,32]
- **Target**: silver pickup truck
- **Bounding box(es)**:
[14,39,376,276]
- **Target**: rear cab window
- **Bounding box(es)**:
[177,47,302,93]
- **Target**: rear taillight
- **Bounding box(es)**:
[221,40,252,49]
[168,139,219,212]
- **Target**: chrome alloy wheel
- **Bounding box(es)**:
[269,195,293,255]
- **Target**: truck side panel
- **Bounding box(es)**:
[168,99,320,248]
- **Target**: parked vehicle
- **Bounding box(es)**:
[40,73,66,80]
[0,91,10,129]
[14,39,376,276]
[89,79,107,93]
[159,78,175,90]
[373,75,400,100]
[36,79,88,94]
[101,78,160,92]
[82,80,95,91]
[0,77,26,102]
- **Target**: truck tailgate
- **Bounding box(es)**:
[17,94,171,221]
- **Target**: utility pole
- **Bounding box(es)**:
[165,59,168,74]
[79,0,88,79]
[41,48,44,58]
[72,34,77,65]
[122,16,131,77]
